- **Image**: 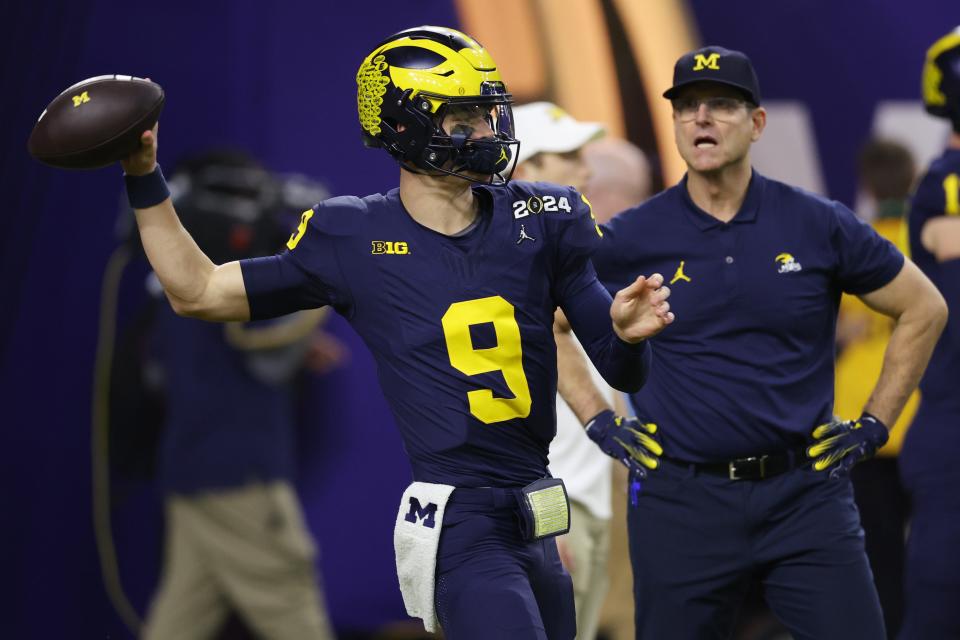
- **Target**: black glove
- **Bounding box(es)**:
[806,413,889,479]
[586,410,662,478]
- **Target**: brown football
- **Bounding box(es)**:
[28,75,165,170]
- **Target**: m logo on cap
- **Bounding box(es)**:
[693,53,721,71]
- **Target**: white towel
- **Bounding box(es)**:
[393,481,456,633]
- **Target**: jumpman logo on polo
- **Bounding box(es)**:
[517,224,536,244]
[670,260,692,284]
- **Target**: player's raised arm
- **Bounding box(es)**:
[122,127,251,322]
[554,308,664,479]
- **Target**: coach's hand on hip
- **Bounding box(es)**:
[806,414,889,479]
[611,273,674,342]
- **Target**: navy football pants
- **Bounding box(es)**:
[627,459,885,640]
[434,497,575,639]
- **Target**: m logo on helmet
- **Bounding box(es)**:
[693,53,721,71]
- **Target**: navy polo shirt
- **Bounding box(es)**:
[594,171,904,462]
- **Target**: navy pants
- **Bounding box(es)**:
[627,459,885,640]
[850,457,908,637]
[434,494,575,639]
[898,407,960,640]
[898,475,960,639]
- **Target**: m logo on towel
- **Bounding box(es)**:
[405,498,438,528]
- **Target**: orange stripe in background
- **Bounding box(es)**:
[457,0,700,186]
[611,0,699,185]
[530,0,624,137]
[454,0,547,99]
[456,0,624,137]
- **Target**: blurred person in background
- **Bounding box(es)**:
[118,26,670,639]
[141,151,342,640]
[512,101,612,640]
[580,137,655,640]
[563,45,946,639]
[581,139,653,225]
[900,27,960,639]
[834,138,918,638]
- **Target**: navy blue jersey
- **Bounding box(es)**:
[594,172,903,462]
[241,181,647,487]
[901,149,960,480]
[907,149,960,412]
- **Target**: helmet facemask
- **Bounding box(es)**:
[420,90,520,183]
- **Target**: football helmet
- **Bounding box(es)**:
[923,26,960,131]
[356,26,519,183]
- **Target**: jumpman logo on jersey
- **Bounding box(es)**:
[517,224,536,244]
[670,260,691,284]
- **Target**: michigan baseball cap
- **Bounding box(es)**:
[513,102,605,165]
[663,46,761,105]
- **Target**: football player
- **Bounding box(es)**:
[899,26,960,639]
[118,26,671,639]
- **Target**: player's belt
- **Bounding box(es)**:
[665,447,808,481]
[450,478,571,540]
[448,485,524,508]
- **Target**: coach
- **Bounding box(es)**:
[589,46,947,638]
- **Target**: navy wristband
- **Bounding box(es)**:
[124,165,170,209]
[859,411,887,431]
[858,411,890,448]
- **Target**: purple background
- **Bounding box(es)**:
[1,1,954,637]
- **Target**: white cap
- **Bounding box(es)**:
[513,102,605,166]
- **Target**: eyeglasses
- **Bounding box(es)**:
[671,97,752,122]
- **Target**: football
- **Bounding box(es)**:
[28,75,165,170]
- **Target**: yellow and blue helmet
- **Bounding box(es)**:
[356,26,519,183]
[923,26,960,132]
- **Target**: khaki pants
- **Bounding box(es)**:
[561,500,611,640]
[143,481,334,640]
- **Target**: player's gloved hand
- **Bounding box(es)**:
[806,413,889,479]
[586,409,662,478]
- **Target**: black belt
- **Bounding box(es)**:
[665,447,809,481]
[448,486,523,509]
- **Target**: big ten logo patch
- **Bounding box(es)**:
[405,497,438,528]
[371,240,410,255]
